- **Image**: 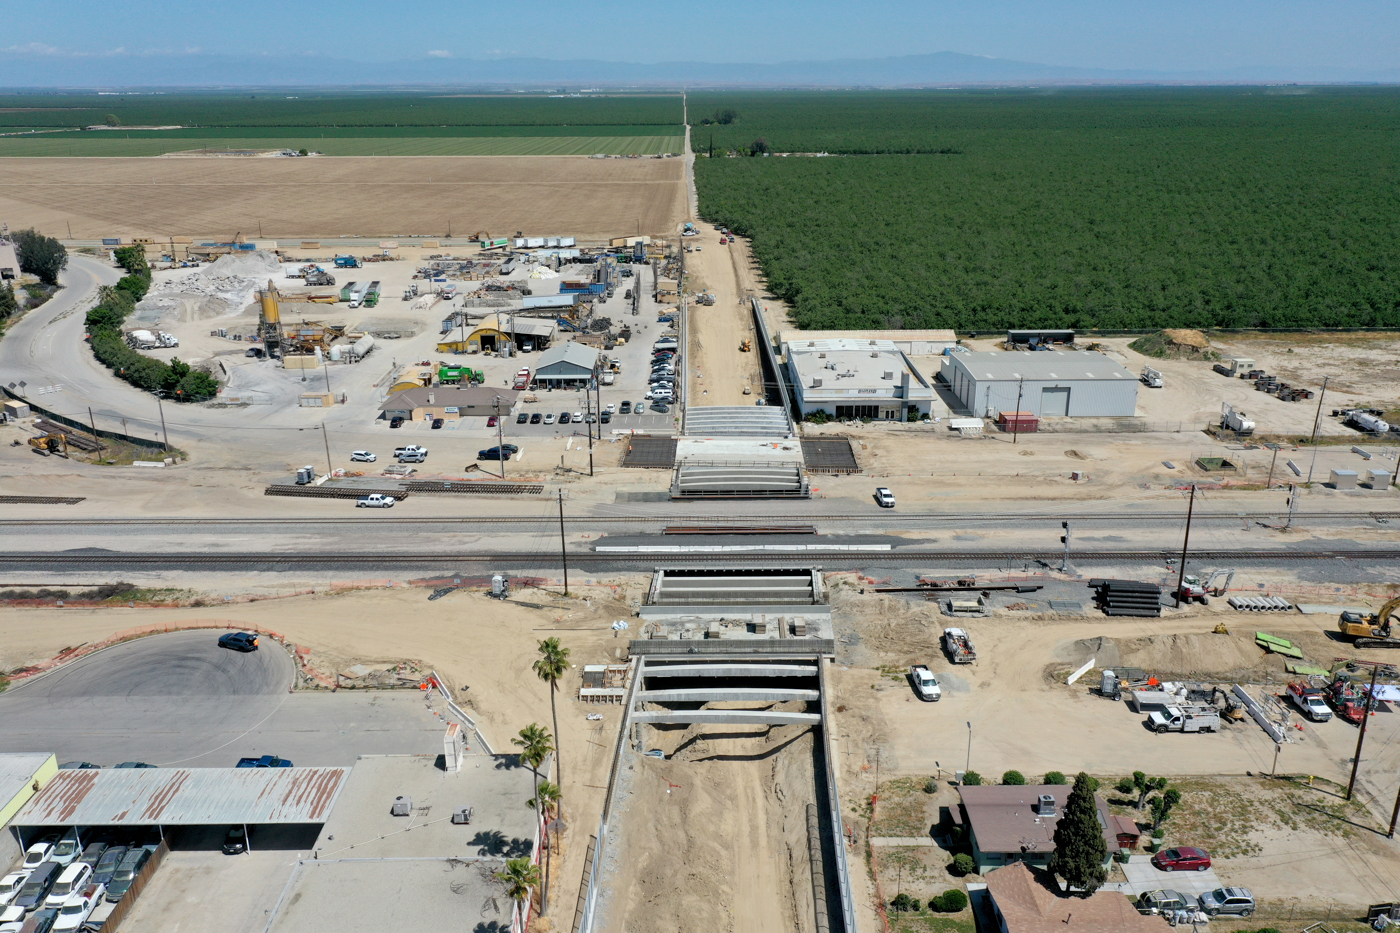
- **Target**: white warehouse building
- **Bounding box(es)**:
[944,350,1138,418]
[784,338,935,420]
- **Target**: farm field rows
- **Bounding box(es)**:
[0,156,687,239]
[0,134,684,157]
[693,87,1400,331]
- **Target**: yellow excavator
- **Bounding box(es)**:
[1338,597,1400,649]
[28,433,69,457]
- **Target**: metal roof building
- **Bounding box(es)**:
[683,405,794,436]
[532,341,599,385]
[12,767,350,827]
[0,753,56,830]
[943,350,1138,418]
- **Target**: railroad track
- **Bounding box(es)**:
[2,547,1398,570]
[0,510,1394,528]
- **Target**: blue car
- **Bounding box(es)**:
[236,755,292,768]
[218,632,259,651]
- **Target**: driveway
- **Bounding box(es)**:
[1110,854,1223,898]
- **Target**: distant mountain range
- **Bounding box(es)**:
[1,50,1396,89]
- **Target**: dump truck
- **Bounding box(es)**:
[364,281,382,307]
[339,281,358,302]
[304,268,335,287]
[348,282,370,308]
[909,665,942,701]
[1147,705,1220,734]
[334,255,361,268]
[943,627,977,663]
[1336,597,1400,649]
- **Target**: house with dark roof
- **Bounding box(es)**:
[984,862,1171,933]
[955,785,1138,874]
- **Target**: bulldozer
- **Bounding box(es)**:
[1337,597,1400,649]
[28,433,69,457]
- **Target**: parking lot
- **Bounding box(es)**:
[0,631,448,767]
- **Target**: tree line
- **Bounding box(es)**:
[83,246,218,401]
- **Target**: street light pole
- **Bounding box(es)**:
[557,490,569,597]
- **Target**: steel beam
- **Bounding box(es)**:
[630,710,821,726]
[636,688,820,703]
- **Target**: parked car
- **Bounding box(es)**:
[431,418,444,430]
[650,403,670,413]
[393,445,427,456]
[48,832,81,867]
[356,494,395,509]
[600,412,612,424]
[0,905,23,932]
[572,412,583,422]
[53,884,104,932]
[236,754,292,768]
[875,487,896,508]
[604,403,616,413]
[0,872,30,907]
[620,401,632,414]
[349,451,376,462]
[1137,890,1198,916]
[516,412,529,424]
[57,762,98,771]
[530,413,542,424]
[90,848,128,887]
[1198,887,1255,918]
[636,400,647,412]
[14,907,58,933]
[1151,846,1211,872]
[217,632,259,652]
[45,864,92,908]
[558,412,570,424]
[22,840,57,870]
[222,827,247,856]
[584,413,596,424]
[486,415,498,427]
[389,417,404,429]
[104,849,153,903]
[397,451,426,463]
[477,445,520,461]
[113,762,156,769]
[12,863,60,911]
[75,845,106,872]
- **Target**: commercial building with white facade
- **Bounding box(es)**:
[943,350,1138,418]
[784,338,935,420]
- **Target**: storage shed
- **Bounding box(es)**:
[944,351,1138,418]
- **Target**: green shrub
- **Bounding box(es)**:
[931,889,968,912]
[1002,770,1026,785]
[950,853,976,876]
[1044,771,1067,785]
[890,893,918,913]
[923,778,937,794]
[961,771,982,786]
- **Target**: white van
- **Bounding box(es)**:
[45,863,93,908]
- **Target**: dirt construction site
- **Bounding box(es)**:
[5,123,1400,933]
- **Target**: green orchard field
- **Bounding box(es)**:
[0,133,683,157]
[693,88,1400,331]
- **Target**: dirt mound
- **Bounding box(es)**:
[1117,631,1263,678]
[1129,329,1217,359]
[204,250,283,278]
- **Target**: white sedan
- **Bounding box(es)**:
[350,451,377,462]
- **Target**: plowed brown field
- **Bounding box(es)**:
[0,156,686,240]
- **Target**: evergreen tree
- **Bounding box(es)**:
[1048,771,1108,895]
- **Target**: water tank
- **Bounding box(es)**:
[329,346,342,362]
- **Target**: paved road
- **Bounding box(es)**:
[0,631,446,767]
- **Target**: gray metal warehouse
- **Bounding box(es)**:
[943,350,1138,418]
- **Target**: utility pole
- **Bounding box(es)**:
[1346,662,1382,801]
[155,392,169,452]
[1173,484,1197,607]
[1285,484,1298,531]
[1306,376,1330,484]
[557,491,569,597]
[1266,443,1280,488]
[1388,778,1400,837]
[323,358,332,396]
[86,407,103,452]
[321,423,333,476]
[1011,376,1025,445]
[495,396,505,478]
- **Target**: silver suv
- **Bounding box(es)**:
[1199,887,1255,918]
[1137,890,1197,915]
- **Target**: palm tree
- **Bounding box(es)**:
[528,780,563,915]
[512,723,553,819]
[494,856,541,926]
[533,638,571,789]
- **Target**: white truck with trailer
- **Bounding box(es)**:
[1147,705,1220,734]
[909,665,942,701]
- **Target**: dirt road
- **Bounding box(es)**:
[684,227,765,407]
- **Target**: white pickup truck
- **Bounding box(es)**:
[909,665,942,701]
[356,494,395,508]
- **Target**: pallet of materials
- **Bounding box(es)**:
[1088,578,1163,618]
[1254,631,1304,659]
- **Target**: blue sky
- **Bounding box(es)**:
[4,0,1397,71]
